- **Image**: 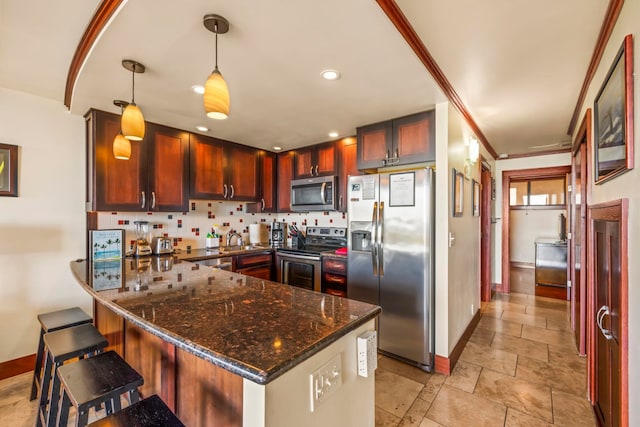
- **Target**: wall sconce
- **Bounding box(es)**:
[121,60,146,141]
[468,137,480,165]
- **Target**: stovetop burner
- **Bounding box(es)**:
[276,226,347,256]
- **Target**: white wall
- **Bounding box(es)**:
[573,1,640,422]
[510,209,566,264]
[0,88,91,363]
[492,153,571,283]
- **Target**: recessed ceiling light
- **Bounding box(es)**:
[328,131,339,138]
[321,69,340,80]
[273,146,282,151]
[192,85,205,94]
[196,125,209,132]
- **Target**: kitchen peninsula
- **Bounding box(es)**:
[70,257,380,427]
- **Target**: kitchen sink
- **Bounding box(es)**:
[219,245,271,253]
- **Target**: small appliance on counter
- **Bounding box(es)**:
[133,221,152,257]
[152,236,173,255]
[271,222,287,247]
[249,223,268,245]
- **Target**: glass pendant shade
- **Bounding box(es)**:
[121,103,145,140]
[113,133,131,160]
[204,68,230,120]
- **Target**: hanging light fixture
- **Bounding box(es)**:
[203,14,230,120]
[121,59,146,140]
[112,100,131,160]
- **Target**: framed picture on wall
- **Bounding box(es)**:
[452,168,464,217]
[0,143,18,197]
[472,179,481,217]
[594,34,634,184]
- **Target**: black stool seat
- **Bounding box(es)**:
[36,323,108,427]
[30,307,92,400]
[56,350,144,427]
[87,395,185,427]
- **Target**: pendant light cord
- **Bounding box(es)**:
[215,21,219,70]
[131,64,136,104]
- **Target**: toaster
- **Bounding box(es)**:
[152,237,173,255]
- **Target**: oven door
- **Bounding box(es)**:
[276,252,322,292]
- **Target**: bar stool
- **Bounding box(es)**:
[30,307,93,400]
[87,395,185,427]
[55,350,144,426]
[36,323,108,427]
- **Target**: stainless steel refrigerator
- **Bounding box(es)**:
[347,167,435,371]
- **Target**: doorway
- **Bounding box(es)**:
[480,160,492,302]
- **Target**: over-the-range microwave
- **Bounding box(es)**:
[290,175,337,212]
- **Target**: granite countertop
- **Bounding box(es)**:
[70,257,379,385]
[175,245,273,261]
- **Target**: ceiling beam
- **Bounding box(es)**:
[376,0,499,160]
[567,0,624,135]
[64,0,125,109]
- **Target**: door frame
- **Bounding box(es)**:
[500,165,571,293]
[480,158,492,301]
[588,199,628,425]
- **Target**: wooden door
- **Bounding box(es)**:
[315,141,337,176]
[259,151,277,212]
[147,124,189,212]
[571,142,588,354]
[294,147,314,178]
[337,137,359,212]
[480,164,492,302]
[277,151,295,212]
[227,145,258,201]
[189,134,226,200]
[356,120,392,170]
[393,110,435,165]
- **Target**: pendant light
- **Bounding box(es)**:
[203,14,230,120]
[112,100,131,160]
[121,59,146,140]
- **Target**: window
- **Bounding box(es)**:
[509,177,565,207]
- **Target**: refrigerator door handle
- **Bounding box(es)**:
[378,201,384,276]
[371,201,378,275]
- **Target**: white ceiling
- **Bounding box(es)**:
[0,0,610,156]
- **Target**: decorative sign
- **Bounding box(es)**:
[89,229,125,261]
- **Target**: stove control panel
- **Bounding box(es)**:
[306,227,346,237]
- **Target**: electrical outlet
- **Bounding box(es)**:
[309,353,342,412]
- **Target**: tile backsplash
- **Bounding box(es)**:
[97,200,348,252]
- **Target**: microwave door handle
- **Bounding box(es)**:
[371,201,378,275]
[320,182,327,205]
[378,201,384,276]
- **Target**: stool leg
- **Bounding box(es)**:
[30,329,45,400]
[56,388,71,427]
[129,388,141,404]
[45,362,62,427]
[36,351,53,427]
[111,394,121,414]
[76,407,90,427]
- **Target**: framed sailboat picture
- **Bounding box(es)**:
[0,143,18,197]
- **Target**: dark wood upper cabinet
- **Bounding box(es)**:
[189,135,259,202]
[294,141,337,179]
[86,109,188,212]
[259,151,277,212]
[357,110,435,170]
[277,151,295,212]
[337,137,360,213]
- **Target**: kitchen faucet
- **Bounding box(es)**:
[227,231,242,246]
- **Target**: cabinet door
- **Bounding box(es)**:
[227,145,259,201]
[259,151,277,212]
[277,151,295,212]
[147,124,189,212]
[393,110,435,165]
[89,109,147,211]
[189,134,226,199]
[337,137,359,212]
[356,120,392,170]
[315,141,337,176]
[294,147,314,179]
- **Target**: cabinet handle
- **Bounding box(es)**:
[223,184,228,199]
[141,191,146,209]
[310,166,314,176]
[261,198,265,211]
[339,195,343,210]
[385,150,390,160]
[395,148,399,160]
[315,165,319,176]
[230,185,235,199]
[151,191,156,209]
[596,305,614,340]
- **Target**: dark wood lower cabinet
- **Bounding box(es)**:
[234,251,273,280]
[93,302,243,426]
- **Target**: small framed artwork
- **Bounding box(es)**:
[89,229,125,261]
[594,34,634,184]
[472,179,481,217]
[0,143,18,197]
[452,168,464,217]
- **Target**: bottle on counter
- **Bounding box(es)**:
[206,225,220,249]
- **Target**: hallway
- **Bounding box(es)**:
[374,292,595,426]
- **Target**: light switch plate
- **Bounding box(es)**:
[357,330,377,377]
[309,353,342,412]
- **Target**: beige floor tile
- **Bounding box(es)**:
[521,324,577,348]
[501,310,548,328]
[468,327,495,347]
[399,398,431,427]
[475,368,553,423]
[477,316,523,337]
[548,344,586,370]
[524,305,568,318]
[426,384,506,427]
[516,355,587,397]
[485,300,527,314]
[418,373,446,403]
[528,296,569,309]
[378,355,432,385]
[491,332,549,362]
[376,369,425,418]
[444,361,481,393]
[480,308,503,319]
[376,406,402,427]
[418,418,444,427]
[505,408,553,426]
[459,341,518,376]
[551,390,597,426]
[545,316,572,332]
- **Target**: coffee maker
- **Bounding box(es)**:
[271,222,287,247]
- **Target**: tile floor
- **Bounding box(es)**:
[0,293,596,426]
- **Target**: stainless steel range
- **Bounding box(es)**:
[276,226,346,293]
